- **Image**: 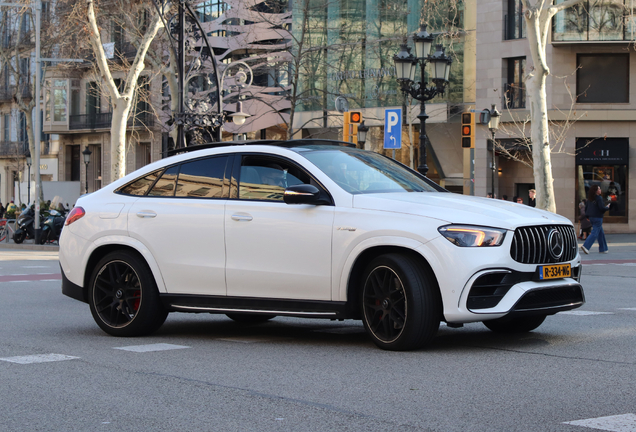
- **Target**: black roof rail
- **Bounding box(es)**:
[165,139,356,157]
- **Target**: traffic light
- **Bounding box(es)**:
[343,112,363,143]
[461,112,475,148]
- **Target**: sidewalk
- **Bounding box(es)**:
[0,241,59,252]
[578,233,636,263]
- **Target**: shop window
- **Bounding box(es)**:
[577,54,628,103]
[575,138,629,223]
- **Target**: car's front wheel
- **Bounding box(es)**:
[483,315,546,333]
[89,251,167,337]
[361,253,441,351]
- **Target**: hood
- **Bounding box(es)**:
[352,192,571,230]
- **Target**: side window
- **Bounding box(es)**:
[238,156,310,201]
[118,169,163,196]
[148,166,179,197]
[175,156,228,198]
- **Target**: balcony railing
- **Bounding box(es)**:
[69,112,155,130]
[0,140,29,157]
[503,83,525,109]
[0,85,32,102]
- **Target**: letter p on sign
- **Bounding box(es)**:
[384,108,402,149]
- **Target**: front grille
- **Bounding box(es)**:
[510,225,577,264]
[513,285,585,311]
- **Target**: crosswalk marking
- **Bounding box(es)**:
[563,413,636,431]
[113,343,190,352]
[0,354,79,364]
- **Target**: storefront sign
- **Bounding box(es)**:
[575,138,629,165]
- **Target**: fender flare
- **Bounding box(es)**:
[84,235,167,293]
[335,236,428,301]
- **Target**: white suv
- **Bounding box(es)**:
[60,140,584,350]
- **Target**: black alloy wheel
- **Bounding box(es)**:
[361,253,441,351]
[89,251,167,337]
[483,314,547,333]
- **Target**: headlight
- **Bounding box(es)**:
[438,225,507,247]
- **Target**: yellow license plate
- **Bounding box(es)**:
[539,264,571,280]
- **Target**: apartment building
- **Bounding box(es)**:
[477,0,636,232]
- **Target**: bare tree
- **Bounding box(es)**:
[521,0,589,212]
[71,0,165,182]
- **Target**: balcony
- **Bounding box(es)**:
[503,83,525,109]
[68,112,155,131]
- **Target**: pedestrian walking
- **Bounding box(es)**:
[581,185,610,254]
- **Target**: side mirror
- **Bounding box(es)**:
[284,184,323,205]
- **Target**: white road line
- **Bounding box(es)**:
[0,354,79,364]
[619,308,636,311]
[561,311,614,316]
[563,413,636,431]
[23,266,50,268]
[113,343,190,352]
[216,337,271,344]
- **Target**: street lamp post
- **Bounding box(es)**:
[393,25,452,177]
[82,146,92,194]
[25,151,32,204]
[487,104,501,198]
[357,121,369,149]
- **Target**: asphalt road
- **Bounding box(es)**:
[0,237,635,432]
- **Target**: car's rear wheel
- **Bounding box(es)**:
[361,253,441,351]
[226,313,275,323]
[483,315,546,333]
[89,251,167,337]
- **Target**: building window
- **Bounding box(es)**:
[52,80,67,121]
[554,0,625,42]
[577,54,628,103]
[504,57,525,109]
[576,138,629,223]
[504,0,525,40]
[3,114,9,142]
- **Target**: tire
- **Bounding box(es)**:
[39,229,49,244]
[13,230,25,244]
[483,315,546,333]
[89,251,168,337]
[226,313,276,323]
[361,253,441,351]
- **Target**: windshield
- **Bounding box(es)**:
[299,147,439,194]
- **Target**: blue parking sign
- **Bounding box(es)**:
[384,109,402,149]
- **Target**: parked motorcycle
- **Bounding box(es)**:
[40,209,66,244]
[13,207,36,244]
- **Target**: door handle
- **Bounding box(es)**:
[231,214,253,222]
[136,211,157,218]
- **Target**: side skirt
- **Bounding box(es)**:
[160,294,351,319]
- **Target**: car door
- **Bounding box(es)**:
[127,155,230,296]
[224,154,335,300]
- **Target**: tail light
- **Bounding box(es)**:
[65,207,86,226]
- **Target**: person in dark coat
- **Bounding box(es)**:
[528,189,536,207]
[578,199,592,240]
[581,185,610,254]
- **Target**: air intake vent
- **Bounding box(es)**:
[510,225,577,264]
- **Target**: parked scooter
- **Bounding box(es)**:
[40,209,66,244]
[13,207,36,244]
